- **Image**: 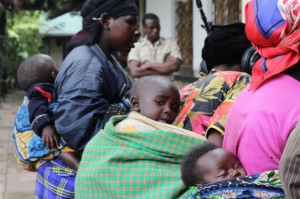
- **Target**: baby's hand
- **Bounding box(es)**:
[41,125,59,149]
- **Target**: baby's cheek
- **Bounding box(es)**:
[240,168,247,176]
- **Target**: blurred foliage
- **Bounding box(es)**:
[4,0,84,19]
[3,10,44,88]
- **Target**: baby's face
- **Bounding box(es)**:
[196,148,246,184]
[138,84,180,124]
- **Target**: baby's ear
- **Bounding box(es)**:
[51,71,57,81]
[130,96,140,112]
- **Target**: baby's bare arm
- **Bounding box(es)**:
[42,124,59,149]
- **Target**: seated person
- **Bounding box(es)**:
[181,143,246,186]
[75,76,207,198]
[128,13,182,78]
[172,23,252,147]
[181,143,284,198]
[14,54,80,171]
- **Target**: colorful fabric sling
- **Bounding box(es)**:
[173,70,251,136]
[188,170,285,199]
[75,112,207,199]
[245,0,300,90]
[12,96,71,171]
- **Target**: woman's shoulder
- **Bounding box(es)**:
[60,45,100,71]
[67,45,94,60]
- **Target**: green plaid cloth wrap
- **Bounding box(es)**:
[75,115,206,198]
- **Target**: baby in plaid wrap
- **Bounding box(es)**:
[75,75,207,198]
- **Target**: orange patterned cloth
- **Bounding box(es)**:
[173,70,251,136]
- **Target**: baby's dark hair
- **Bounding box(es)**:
[17,54,57,92]
[130,75,178,100]
[181,143,219,187]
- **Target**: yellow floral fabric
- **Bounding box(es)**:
[173,70,251,136]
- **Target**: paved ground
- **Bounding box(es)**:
[0,90,36,199]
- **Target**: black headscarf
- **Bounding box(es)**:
[202,22,251,72]
[81,0,139,44]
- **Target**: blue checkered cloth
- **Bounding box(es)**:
[35,157,76,199]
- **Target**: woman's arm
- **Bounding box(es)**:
[54,48,131,152]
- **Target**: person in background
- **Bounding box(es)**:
[173,23,252,147]
[36,0,141,198]
[127,13,182,78]
[223,0,300,175]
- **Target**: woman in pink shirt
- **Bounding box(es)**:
[223,0,300,175]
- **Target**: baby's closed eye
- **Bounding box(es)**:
[216,171,227,178]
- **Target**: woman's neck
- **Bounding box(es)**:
[97,43,110,56]
[97,44,114,63]
[213,64,241,72]
[97,37,112,60]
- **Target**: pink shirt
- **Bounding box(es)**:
[223,74,300,175]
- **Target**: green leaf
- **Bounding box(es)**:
[267,170,275,179]
[3,10,44,88]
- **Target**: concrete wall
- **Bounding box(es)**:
[45,37,70,68]
[242,0,251,22]
[48,38,63,67]
[144,0,213,71]
[192,0,213,71]
[145,0,176,38]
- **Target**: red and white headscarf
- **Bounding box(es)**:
[245,0,300,90]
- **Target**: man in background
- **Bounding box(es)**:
[128,13,182,78]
